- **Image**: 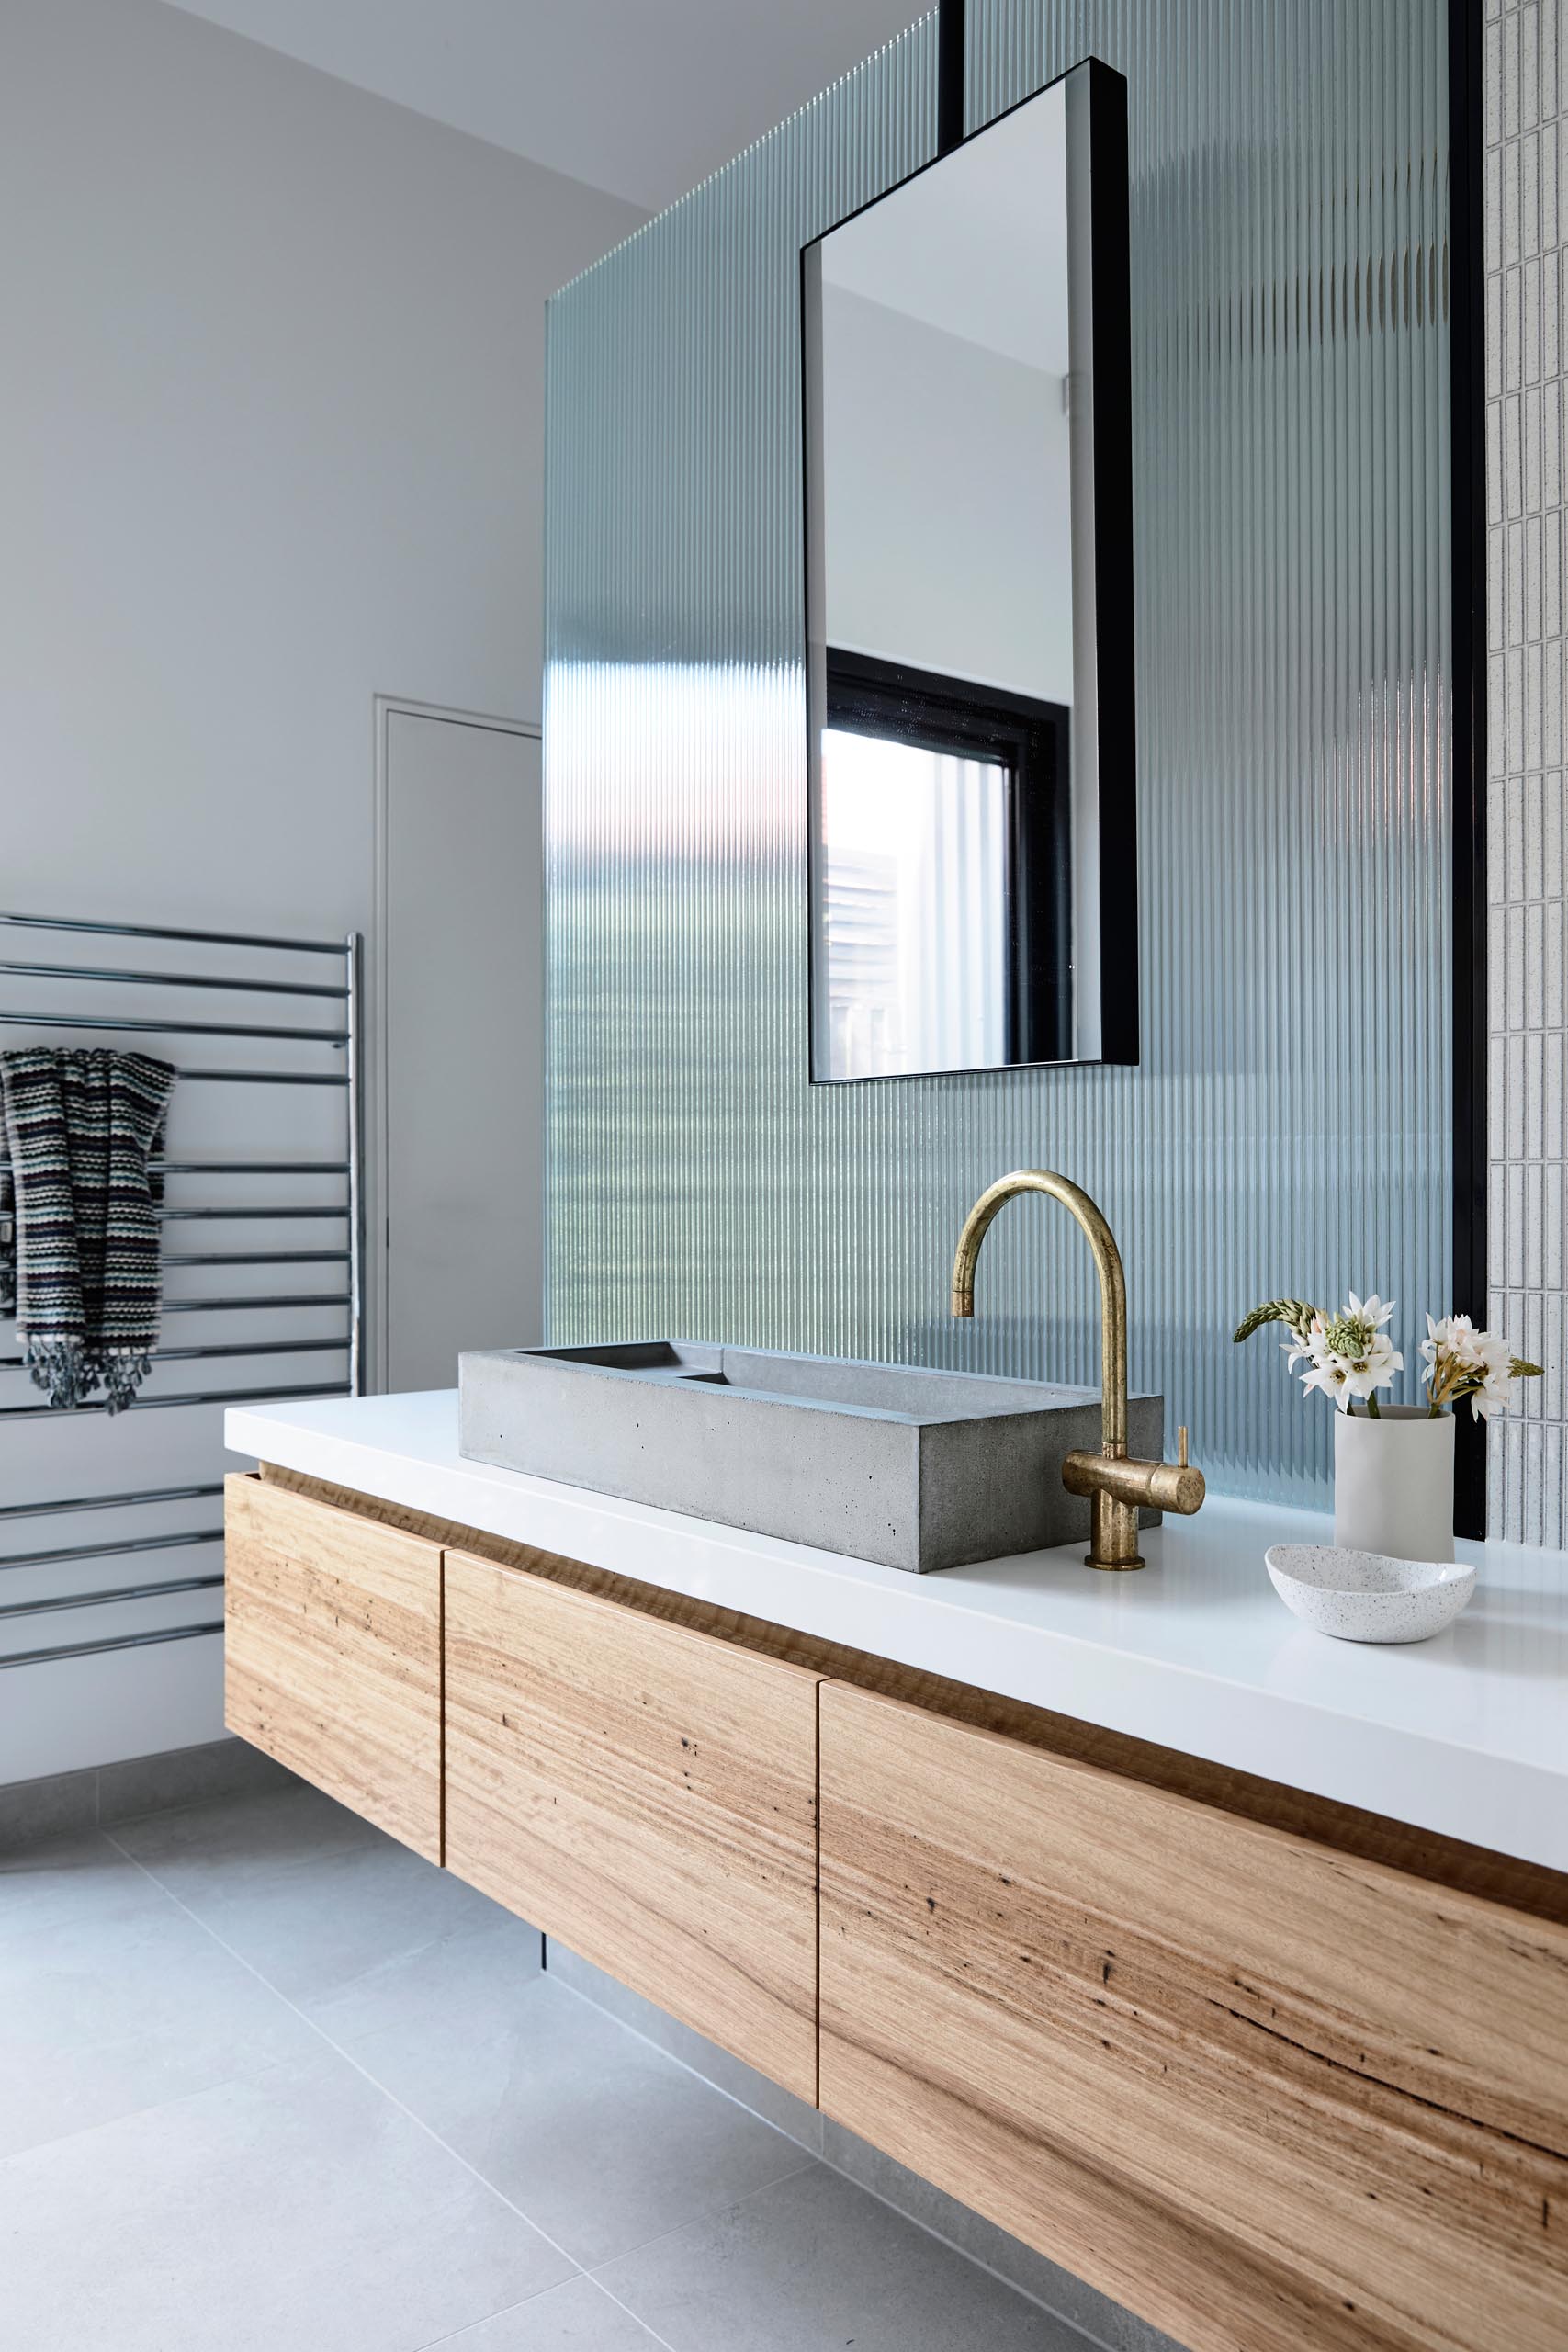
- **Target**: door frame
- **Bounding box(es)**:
[370,695,542,1396]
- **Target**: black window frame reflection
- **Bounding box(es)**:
[823,648,1072,1069]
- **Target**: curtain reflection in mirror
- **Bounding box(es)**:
[820,728,1009,1079]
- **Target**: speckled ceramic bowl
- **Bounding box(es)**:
[1265,1545,1475,1644]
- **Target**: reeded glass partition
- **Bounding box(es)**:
[544,2,1451,1510]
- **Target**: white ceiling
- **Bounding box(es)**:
[160,0,929,212]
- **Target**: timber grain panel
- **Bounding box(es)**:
[818,1681,1568,2352]
[224,1474,442,1862]
[254,1464,1568,1929]
[443,1548,823,2101]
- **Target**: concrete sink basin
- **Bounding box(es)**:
[457,1340,1163,1574]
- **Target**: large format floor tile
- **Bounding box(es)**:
[338,1970,811,2267]
[545,1940,823,2150]
[595,2162,1088,2352]
[0,1826,159,1943]
[112,1784,508,2005]
[0,2049,574,2352]
[0,1766,1111,2351]
[0,1833,316,2159]
[109,1779,378,1888]
[426,2273,670,2350]
[305,1910,542,2047]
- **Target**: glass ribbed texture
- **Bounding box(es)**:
[545,2,1451,1508]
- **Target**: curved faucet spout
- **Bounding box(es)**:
[951,1170,1128,1461]
[950,1168,1203,1570]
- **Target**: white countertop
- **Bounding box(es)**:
[226,1390,1568,1875]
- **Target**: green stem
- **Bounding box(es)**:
[1366,1394,1381,1419]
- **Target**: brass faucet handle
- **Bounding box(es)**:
[1178,1424,1189,1469]
[1064,1445,1205,1518]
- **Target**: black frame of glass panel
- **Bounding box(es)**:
[1450,0,1488,1539]
[801,51,1137,1081]
[824,649,1074,1067]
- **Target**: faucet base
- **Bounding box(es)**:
[1086,1552,1145,1572]
[1081,1487,1146,1573]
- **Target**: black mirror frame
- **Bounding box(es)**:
[800,55,1137,1081]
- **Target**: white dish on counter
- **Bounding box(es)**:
[1266,1544,1475,1644]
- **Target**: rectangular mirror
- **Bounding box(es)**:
[802,60,1134,1081]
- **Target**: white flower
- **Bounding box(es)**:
[1421,1312,1485,1379]
[1422,1311,1543,1417]
[1280,1313,1323,1374]
[1466,1329,1519,1420]
[1247,1292,1542,1420]
[1286,1296,1403,1410]
[1341,1328,1403,1402]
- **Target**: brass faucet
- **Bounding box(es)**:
[950,1170,1205,1570]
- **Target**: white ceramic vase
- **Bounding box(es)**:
[1332,1404,1455,1563]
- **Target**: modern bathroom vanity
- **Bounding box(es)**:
[225,1393,1567,2352]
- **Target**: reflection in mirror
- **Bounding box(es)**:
[821,728,1010,1081]
[803,60,1134,1081]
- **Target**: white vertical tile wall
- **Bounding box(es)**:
[1487,0,1568,1541]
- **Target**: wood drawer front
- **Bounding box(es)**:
[224,1475,442,1862]
[444,1551,822,2101]
[818,1681,1568,2352]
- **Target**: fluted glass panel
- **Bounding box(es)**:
[545,2,1451,1510]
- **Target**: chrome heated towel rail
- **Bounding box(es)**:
[0,910,365,1669]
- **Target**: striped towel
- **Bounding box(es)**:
[0,1048,175,1412]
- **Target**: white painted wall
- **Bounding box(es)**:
[819,287,1074,703]
[0,0,642,1780]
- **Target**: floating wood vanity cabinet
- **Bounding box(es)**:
[442,1549,824,2102]
[224,1465,1568,2352]
[223,1475,443,1863]
[818,1681,1568,2352]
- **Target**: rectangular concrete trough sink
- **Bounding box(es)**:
[457,1340,1164,1573]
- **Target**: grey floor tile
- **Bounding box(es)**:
[0,1828,162,1944]
[308,1911,542,2046]
[425,2274,670,2350]
[112,1786,508,2004]
[0,1863,317,2159]
[595,2163,1089,2352]
[3,1769,1141,2352]
[0,1763,97,1850]
[340,1973,809,2268]
[110,1778,381,1889]
[0,2049,575,2352]
[99,1735,296,1826]
[545,1940,822,2154]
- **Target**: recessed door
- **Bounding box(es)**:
[379,707,542,1392]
